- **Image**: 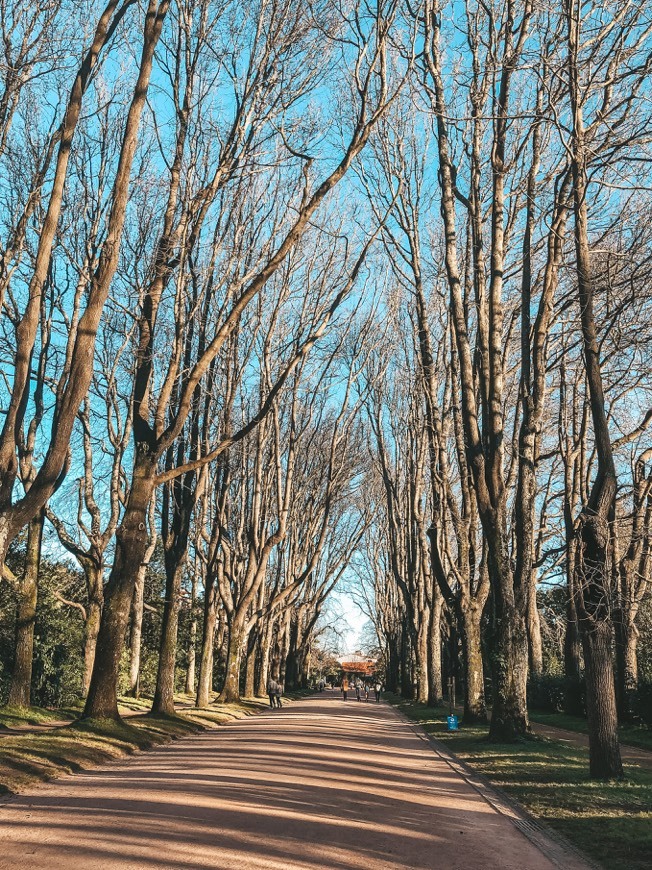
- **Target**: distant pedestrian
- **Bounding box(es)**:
[364,684,369,702]
[267,676,277,709]
[375,681,382,702]
[275,679,284,709]
[342,677,349,701]
[355,680,361,701]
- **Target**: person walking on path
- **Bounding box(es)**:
[355,680,361,701]
[267,677,278,709]
[274,679,284,709]
[374,681,382,702]
[341,677,349,700]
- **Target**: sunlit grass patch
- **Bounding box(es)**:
[0,705,74,729]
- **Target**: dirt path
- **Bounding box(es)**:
[531,721,652,771]
[0,693,594,870]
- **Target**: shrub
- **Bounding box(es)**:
[529,673,574,713]
[633,680,652,726]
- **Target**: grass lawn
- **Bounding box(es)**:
[391,697,652,870]
[530,710,652,753]
[0,704,75,729]
[0,694,268,796]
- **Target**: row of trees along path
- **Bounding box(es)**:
[0,0,651,783]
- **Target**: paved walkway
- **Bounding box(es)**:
[0,693,593,870]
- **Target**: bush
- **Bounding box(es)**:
[528,673,583,714]
[633,680,652,726]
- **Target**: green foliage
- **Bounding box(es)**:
[637,595,652,682]
[537,585,568,676]
[528,673,584,715]
[31,568,85,707]
[634,681,652,728]
[529,672,652,728]
[0,539,85,706]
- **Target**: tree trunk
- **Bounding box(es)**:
[128,562,147,697]
[415,613,429,703]
[82,564,104,699]
[582,620,623,779]
[386,634,400,693]
[278,609,292,686]
[84,457,156,720]
[299,646,311,687]
[184,574,198,695]
[528,582,543,677]
[400,624,413,698]
[489,584,529,740]
[427,596,443,706]
[244,627,257,698]
[564,587,583,716]
[615,613,638,722]
[566,0,622,780]
[462,605,487,723]
[219,612,245,703]
[7,510,44,707]
[152,559,185,715]
[284,615,300,691]
[487,527,529,740]
[196,572,218,708]
[256,619,274,697]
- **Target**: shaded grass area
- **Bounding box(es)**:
[0,694,268,797]
[0,705,75,729]
[530,710,652,753]
[391,697,652,870]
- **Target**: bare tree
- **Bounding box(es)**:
[0,0,171,579]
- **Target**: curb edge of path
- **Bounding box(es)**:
[391,705,602,870]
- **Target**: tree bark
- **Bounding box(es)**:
[7,510,44,707]
[423,5,530,739]
[244,627,257,698]
[184,569,199,695]
[152,559,185,715]
[400,623,413,698]
[582,621,622,779]
[415,612,429,703]
[128,561,147,697]
[527,585,543,677]
[462,605,487,723]
[196,567,219,708]
[427,596,443,706]
[256,618,274,698]
[82,563,104,698]
[566,0,622,779]
[564,586,584,716]
[84,455,156,719]
[489,585,529,740]
[615,613,638,721]
[219,612,245,703]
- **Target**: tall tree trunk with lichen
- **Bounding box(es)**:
[7,510,44,707]
[566,0,622,779]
